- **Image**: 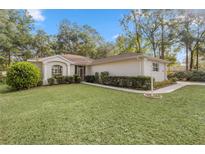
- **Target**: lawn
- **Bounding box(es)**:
[0,83,205,144]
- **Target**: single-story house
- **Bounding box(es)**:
[28,53,169,85]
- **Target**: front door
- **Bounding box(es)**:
[76,66,85,80]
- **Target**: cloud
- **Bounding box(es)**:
[27,9,45,21]
[112,34,120,40]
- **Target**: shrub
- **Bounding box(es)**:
[47,77,55,85]
[48,76,74,85]
[85,75,95,83]
[55,76,65,84]
[187,70,205,82]
[37,80,43,86]
[0,72,6,84]
[95,72,99,83]
[169,70,205,82]
[105,76,151,90]
[100,71,109,84]
[154,80,175,89]
[73,75,81,83]
[64,76,74,83]
[6,62,41,90]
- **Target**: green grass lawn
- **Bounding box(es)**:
[0,83,205,144]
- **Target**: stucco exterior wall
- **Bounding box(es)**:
[70,64,75,76]
[143,58,167,81]
[88,58,167,81]
[41,56,73,85]
[89,59,142,76]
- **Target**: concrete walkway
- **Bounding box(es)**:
[82,81,205,94]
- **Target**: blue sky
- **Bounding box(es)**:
[28,9,130,42]
[27,9,184,62]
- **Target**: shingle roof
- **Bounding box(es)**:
[62,54,93,65]
[28,53,169,65]
[91,53,169,65]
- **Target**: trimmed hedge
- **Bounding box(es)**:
[47,77,55,85]
[6,62,41,90]
[154,80,175,89]
[100,71,109,84]
[95,72,99,83]
[85,73,151,90]
[73,75,81,83]
[168,70,205,82]
[104,76,151,90]
[85,75,95,83]
[47,75,80,86]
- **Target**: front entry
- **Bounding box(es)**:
[75,65,85,80]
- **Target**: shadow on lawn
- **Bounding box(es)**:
[0,84,16,94]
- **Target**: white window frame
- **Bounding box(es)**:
[52,65,63,77]
[152,62,159,72]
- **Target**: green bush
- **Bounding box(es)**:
[6,62,41,90]
[55,76,65,84]
[154,80,175,89]
[47,77,55,85]
[0,72,6,84]
[85,75,95,83]
[100,71,109,84]
[73,75,81,83]
[105,76,151,90]
[187,70,205,82]
[48,76,74,85]
[169,70,205,82]
[64,76,74,83]
[95,72,99,83]
[37,80,43,86]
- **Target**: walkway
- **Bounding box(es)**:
[82,81,205,94]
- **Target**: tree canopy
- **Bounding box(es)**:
[1,9,205,71]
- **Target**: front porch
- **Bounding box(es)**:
[75,65,86,80]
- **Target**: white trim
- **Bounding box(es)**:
[28,55,75,64]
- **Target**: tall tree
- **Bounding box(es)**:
[57,20,104,58]
[188,13,205,70]
[140,10,161,57]
[156,10,179,59]
[33,29,54,58]
[120,10,145,53]
[0,10,34,65]
[177,10,194,71]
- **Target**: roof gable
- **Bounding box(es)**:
[28,55,74,64]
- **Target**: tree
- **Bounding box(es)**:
[177,10,194,71]
[140,10,161,57]
[95,42,115,58]
[57,20,104,58]
[0,10,34,65]
[120,10,145,53]
[33,29,54,58]
[156,10,179,59]
[57,20,80,54]
[188,13,205,70]
[178,10,205,71]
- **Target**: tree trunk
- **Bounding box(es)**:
[185,43,189,71]
[196,43,199,70]
[189,49,194,71]
[8,50,11,65]
[160,20,165,59]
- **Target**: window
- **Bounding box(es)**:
[152,63,159,72]
[52,65,62,77]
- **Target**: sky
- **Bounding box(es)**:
[28,9,130,42]
[27,9,188,63]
